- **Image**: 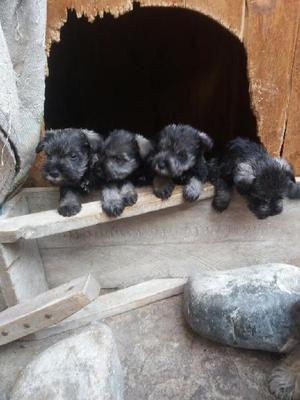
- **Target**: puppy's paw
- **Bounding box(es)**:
[154,185,174,199]
[123,191,138,207]
[120,182,138,207]
[269,367,296,400]
[212,197,230,212]
[153,177,175,200]
[183,178,202,202]
[58,202,81,217]
[102,200,125,217]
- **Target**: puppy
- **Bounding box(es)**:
[269,301,300,400]
[91,129,153,217]
[36,128,103,217]
[209,137,300,219]
[151,124,213,201]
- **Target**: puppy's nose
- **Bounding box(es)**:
[158,160,166,169]
[49,171,60,179]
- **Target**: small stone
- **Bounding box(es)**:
[10,323,123,400]
[184,264,300,352]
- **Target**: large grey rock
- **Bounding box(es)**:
[10,323,123,400]
[184,264,300,352]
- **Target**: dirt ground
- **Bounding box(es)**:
[0,295,279,400]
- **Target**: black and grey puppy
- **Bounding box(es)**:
[209,137,300,219]
[91,129,153,217]
[151,124,213,201]
[36,128,103,217]
[268,301,300,400]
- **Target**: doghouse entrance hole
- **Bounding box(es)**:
[45,5,257,150]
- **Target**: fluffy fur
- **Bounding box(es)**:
[269,302,300,400]
[209,137,300,219]
[151,124,213,201]
[36,128,103,217]
[91,129,153,217]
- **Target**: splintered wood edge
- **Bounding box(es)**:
[29,278,187,340]
[0,185,214,243]
[0,274,100,346]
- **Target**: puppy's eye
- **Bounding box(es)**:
[70,153,78,160]
[114,155,124,162]
[178,151,187,161]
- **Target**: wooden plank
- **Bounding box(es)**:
[0,240,48,307]
[30,278,186,340]
[33,185,300,290]
[0,185,214,243]
[0,274,100,346]
[46,0,134,53]
[282,21,300,175]
[244,0,300,155]
[0,196,49,307]
[46,0,243,52]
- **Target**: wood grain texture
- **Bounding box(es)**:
[31,278,186,340]
[0,274,100,346]
[244,0,300,155]
[282,17,300,175]
[0,195,48,307]
[47,0,133,52]
[32,189,300,290]
[0,185,214,243]
[46,0,244,53]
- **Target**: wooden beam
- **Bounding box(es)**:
[30,278,186,340]
[0,274,100,346]
[0,185,214,243]
[0,195,49,307]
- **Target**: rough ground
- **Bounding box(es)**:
[0,295,278,400]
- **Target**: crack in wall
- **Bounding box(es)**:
[279,0,300,157]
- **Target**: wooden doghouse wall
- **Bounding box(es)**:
[28,0,300,186]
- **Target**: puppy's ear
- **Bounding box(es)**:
[82,130,103,153]
[274,157,295,179]
[197,131,213,151]
[135,134,154,160]
[35,131,54,153]
[234,162,255,192]
[36,139,45,153]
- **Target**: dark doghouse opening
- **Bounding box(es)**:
[45,4,258,151]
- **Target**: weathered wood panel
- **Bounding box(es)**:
[47,0,133,52]
[282,18,300,175]
[27,190,300,290]
[244,0,300,155]
[0,185,214,243]
[0,195,48,307]
[26,0,300,186]
[47,0,244,52]
[30,278,186,340]
[0,274,100,346]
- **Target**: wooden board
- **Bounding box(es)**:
[282,18,300,175]
[244,0,300,155]
[22,185,300,291]
[0,240,48,307]
[0,185,214,243]
[30,278,186,340]
[46,0,244,52]
[0,195,48,307]
[47,0,134,52]
[0,274,100,346]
